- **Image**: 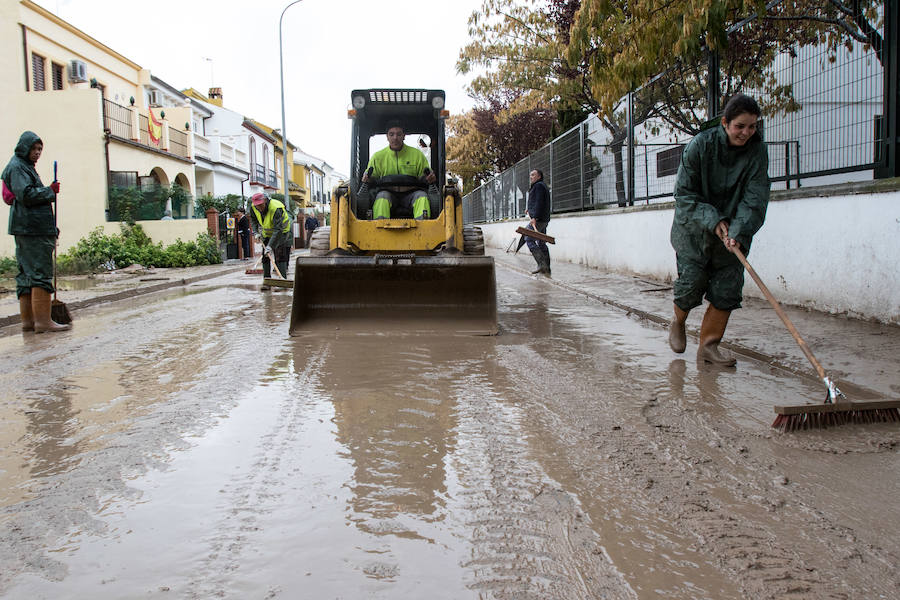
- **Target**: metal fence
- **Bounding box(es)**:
[103,99,132,139]
[463,2,893,223]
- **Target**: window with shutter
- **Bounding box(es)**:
[52,63,64,90]
[32,53,45,91]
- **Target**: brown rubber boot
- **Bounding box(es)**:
[697,304,735,366]
[668,304,688,353]
[19,292,34,331]
[32,287,71,333]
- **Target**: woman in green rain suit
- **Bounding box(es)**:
[668,95,769,365]
[3,131,70,333]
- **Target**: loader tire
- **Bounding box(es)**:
[309,227,331,256]
[463,225,485,256]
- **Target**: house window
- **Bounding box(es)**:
[32,53,46,91]
[51,63,64,90]
[656,145,685,178]
[110,171,138,188]
[263,145,269,169]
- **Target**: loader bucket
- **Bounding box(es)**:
[289,255,498,336]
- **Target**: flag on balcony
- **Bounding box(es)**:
[148,108,162,145]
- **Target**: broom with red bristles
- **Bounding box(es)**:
[723,235,900,432]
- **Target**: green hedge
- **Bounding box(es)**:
[56,224,221,274]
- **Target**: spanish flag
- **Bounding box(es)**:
[148,108,162,145]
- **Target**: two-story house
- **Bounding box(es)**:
[0,0,207,256]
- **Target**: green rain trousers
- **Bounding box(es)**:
[15,235,55,296]
[670,125,770,311]
[372,190,429,220]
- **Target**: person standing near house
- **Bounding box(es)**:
[668,94,770,366]
[525,169,551,275]
[249,193,291,285]
[304,213,319,248]
[3,131,70,333]
[234,207,251,259]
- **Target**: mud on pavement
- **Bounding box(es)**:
[0,265,898,599]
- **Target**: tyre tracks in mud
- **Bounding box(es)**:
[449,368,636,600]
[494,307,899,599]
[184,345,329,599]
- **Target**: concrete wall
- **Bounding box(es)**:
[480,182,900,324]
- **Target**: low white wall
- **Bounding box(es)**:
[480,183,900,324]
[102,219,208,247]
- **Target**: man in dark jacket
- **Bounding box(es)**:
[3,131,69,333]
[525,169,551,275]
[304,213,319,248]
[234,208,252,259]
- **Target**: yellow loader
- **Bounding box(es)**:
[289,89,497,335]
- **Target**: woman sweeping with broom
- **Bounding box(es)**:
[3,131,70,333]
[668,94,769,365]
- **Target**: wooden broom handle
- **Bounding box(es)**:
[730,245,828,381]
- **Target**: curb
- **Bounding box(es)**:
[0,265,248,330]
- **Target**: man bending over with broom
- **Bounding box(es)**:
[249,192,292,288]
[668,94,769,365]
[3,131,70,333]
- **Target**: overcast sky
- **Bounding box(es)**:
[35,0,485,175]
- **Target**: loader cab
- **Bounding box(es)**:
[348,89,448,219]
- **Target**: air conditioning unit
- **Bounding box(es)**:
[68,59,87,83]
[148,90,161,106]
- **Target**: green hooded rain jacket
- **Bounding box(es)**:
[4,131,57,237]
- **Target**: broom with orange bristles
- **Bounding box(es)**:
[723,236,900,432]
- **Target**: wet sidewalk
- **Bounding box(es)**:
[492,248,900,401]
[0,253,305,330]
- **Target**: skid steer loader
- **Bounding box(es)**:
[289,89,497,335]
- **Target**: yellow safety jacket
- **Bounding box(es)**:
[252,198,291,238]
[367,144,428,178]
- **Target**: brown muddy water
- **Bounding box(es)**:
[0,269,898,599]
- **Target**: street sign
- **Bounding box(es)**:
[226,217,235,230]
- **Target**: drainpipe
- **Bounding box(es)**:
[21,25,29,91]
[240,173,250,206]
[103,132,112,221]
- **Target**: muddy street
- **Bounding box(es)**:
[1,261,898,599]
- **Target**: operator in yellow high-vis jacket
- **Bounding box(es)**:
[361,120,436,220]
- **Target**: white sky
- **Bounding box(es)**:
[34,0,484,175]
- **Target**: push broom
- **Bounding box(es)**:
[724,237,900,432]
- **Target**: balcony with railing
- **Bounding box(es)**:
[193,134,248,173]
[102,98,191,160]
[193,132,211,158]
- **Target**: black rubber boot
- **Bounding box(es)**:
[530,247,544,274]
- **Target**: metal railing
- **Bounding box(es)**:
[103,99,132,139]
[251,163,267,185]
[138,114,151,147]
[464,2,891,223]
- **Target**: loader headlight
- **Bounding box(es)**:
[431,96,445,110]
[352,95,366,109]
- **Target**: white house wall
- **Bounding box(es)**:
[479,185,900,324]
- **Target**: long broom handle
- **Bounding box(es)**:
[52,160,58,301]
[731,246,828,382]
